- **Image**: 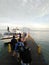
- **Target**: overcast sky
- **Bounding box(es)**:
[0,0,49,29]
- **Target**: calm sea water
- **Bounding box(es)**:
[30,30,49,64]
[0,29,49,64]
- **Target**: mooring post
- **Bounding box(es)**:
[37,44,41,54]
[8,43,11,53]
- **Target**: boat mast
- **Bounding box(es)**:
[7,27,10,32]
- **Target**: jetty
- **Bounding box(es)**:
[0,35,48,65]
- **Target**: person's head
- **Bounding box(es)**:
[18,38,21,42]
[13,35,15,39]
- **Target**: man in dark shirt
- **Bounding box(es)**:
[11,35,17,51]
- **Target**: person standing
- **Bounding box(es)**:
[10,35,17,54]
[21,42,32,65]
[13,38,24,61]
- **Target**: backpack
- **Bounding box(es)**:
[16,42,24,52]
[21,47,32,63]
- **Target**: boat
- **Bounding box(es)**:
[0,27,23,42]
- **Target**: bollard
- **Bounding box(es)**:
[37,44,41,54]
[17,38,18,42]
[8,43,11,53]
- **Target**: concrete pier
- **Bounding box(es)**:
[0,36,48,65]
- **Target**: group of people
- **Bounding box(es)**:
[10,33,32,65]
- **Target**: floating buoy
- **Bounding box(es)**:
[8,43,11,53]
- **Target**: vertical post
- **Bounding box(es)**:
[37,44,41,54]
[8,43,11,53]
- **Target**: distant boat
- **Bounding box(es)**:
[0,27,23,42]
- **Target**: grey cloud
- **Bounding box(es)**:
[0,0,49,21]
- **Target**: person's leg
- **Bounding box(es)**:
[12,51,16,56]
[21,62,30,65]
[16,52,20,62]
[25,63,29,65]
[23,63,26,65]
[21,60,23,65]
[21,60,26,65]
[27,63,29,65]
